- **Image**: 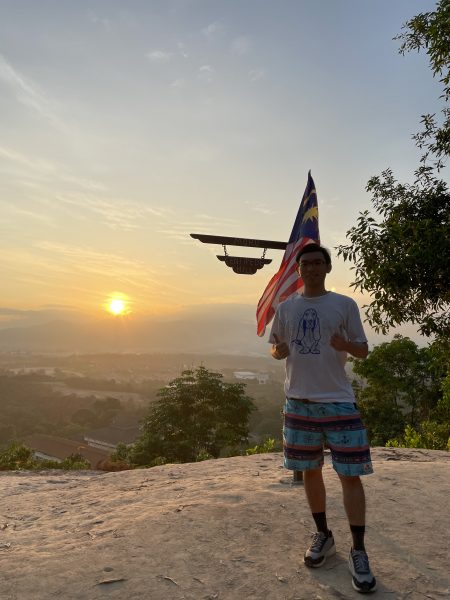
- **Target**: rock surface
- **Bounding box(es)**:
[1,447,449,599]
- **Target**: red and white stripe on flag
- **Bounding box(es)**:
[256,238,314,337]
[256,171,320,337]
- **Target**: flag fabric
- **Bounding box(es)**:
[256,171,320,336]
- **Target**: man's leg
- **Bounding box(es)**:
[325,402,376,592]
[339,474,376,593]
[303,467,335,567]
[304,467,326,510]
[304,466,329,533]
[339,474,366,550]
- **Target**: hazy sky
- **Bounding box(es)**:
[0,0,442,339]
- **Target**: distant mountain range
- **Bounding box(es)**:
[0,302,427,354]
[0,311,269,355]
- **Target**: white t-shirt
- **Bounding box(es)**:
[269,291,367,403]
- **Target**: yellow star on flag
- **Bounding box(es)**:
[302,206,318,223]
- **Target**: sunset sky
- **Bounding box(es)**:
[0,0,442,341]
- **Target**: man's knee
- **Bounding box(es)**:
[304,466,324,479]
[338,473,362,486]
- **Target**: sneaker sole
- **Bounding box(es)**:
[351,578,377,593]
[304,543,336,568]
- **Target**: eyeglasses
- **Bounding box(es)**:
[298,259,326,269]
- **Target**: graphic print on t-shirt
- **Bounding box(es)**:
[292,308,321,354]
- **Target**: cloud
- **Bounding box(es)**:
[244,201,275,216]
[177,42,189,59]
[30,242,187,295]
[170,78,186,89]
[160,214,240,244]
[59,174,108,193]
[0,146,166,230]
[0,150,110,205]
[0,54,67,132]
[0,145,57,175]
[146,50,173,63]
[198,65,214,83]
[230,36,252,55]
[0,305,92,329]
[202,21,222,39]
[0,307,31,316]
[30,243,160,289]
[88,10,111,31]
[87,11,112,30]
[248,69,265,83]
[53,192,167,230]
[1,202,57,227]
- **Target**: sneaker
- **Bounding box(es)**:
[304,531,336,568]
[348,549,377,593]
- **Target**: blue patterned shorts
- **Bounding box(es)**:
[283,399,373,476]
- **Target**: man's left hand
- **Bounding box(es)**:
[330,333,348,352]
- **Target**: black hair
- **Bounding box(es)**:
[295,243,331,265]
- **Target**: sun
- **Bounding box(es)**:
[105,294,130,317]
[109,299,126,315]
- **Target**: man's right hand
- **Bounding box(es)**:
[271,334,290,360]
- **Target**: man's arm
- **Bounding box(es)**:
[271,333,290,360]
[330,334,368,359]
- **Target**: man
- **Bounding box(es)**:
[269,243,376,594]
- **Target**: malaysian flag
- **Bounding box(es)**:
[256,171,319,336]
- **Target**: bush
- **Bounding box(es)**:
[246,437,280,455]
[387,422,450,451]
[0,442,93,471]
[0,442,36,470]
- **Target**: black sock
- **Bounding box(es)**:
[350,524,366,551]
[312,512,330,535]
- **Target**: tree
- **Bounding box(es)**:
[352,335,449,448]
[71,408,97,427]
[128,366,256,466]
[338,1,450,337]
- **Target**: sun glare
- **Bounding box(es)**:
[109,299,125,315]
[105,294,130,317]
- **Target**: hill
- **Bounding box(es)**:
[0,305,270,355]
[1,448,449,599]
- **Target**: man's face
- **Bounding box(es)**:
[296,251,330,284]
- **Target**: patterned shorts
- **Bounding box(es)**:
[283,398,373,476]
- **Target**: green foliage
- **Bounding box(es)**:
[71,398,121,428]
[353,335,449,449]
[0,442,92,471]
[385,336,450,451]
[245,437,280,455]
[71,408,97,426]
[355,386,406,447]
[395,0,450,168]
[338,171,449,336]
[387,422,450,451]
[195,449,214,462]
[338,1,450,337]
[440,371,450,415]
[0,374,125,445]
[111,442,129,462]
[126,366,256,466]
[60,453,91,470]
[0,442,36,470]
[246,380,285,441]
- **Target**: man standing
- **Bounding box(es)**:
[270,243,376,594]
